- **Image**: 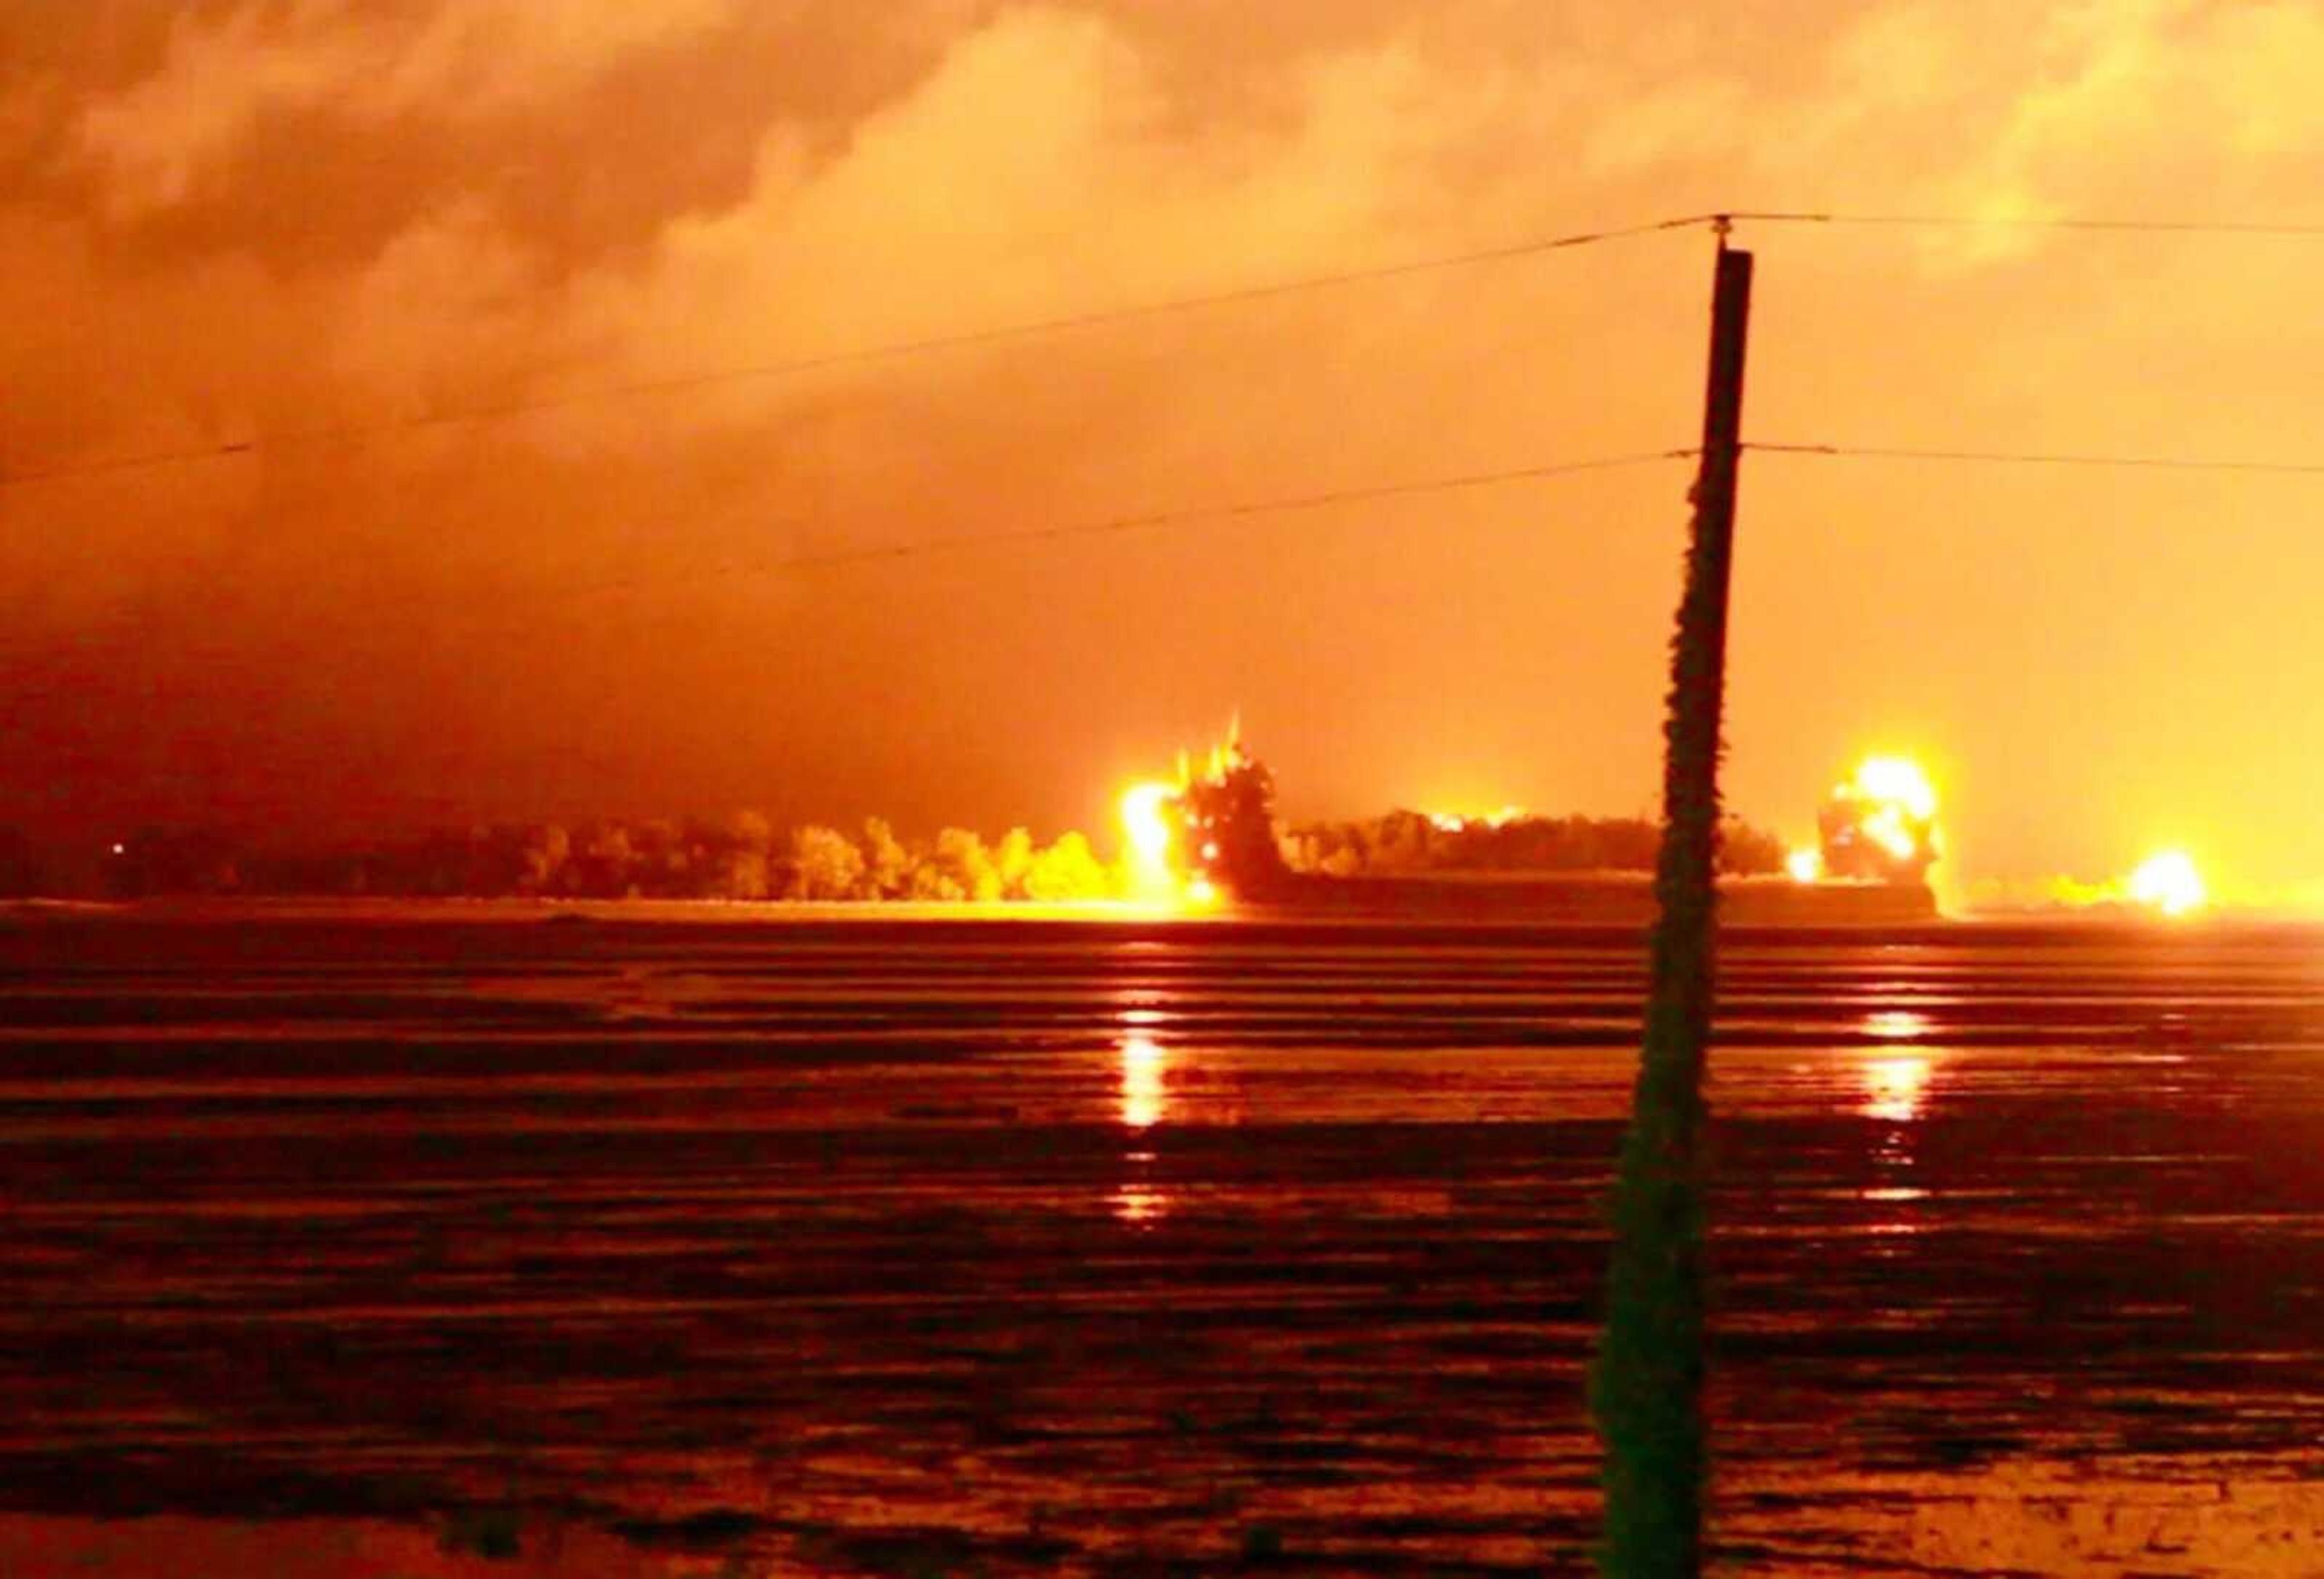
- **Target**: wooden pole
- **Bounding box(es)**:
[1591,229,1754,1578]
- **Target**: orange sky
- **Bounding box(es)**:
[5,2,2324,898]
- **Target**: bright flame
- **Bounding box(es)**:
[1863,807,1919,861]
[1112,721,1274,910]
[1786,846,1823,883]
[1121,783,1174,862]
[1850,757,1938,821]
[1848,760,1934,862]
[1119,781,1179,899]
[2128,850,2206,918]
[1819,753,1944,881]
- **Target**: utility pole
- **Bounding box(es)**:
[1590,222,1753,1578]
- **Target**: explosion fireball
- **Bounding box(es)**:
[2127,850,2206,918]
[1817,755,1942,884]
[1112,725,1288,908]
[1118,781,1180,902]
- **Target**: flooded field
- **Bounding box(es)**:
[1,907,2320,1575]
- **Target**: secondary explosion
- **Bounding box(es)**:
[2037,849,2210,918]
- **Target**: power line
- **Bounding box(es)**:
[0,215,1712,491]
[1728,209,2324,240]
[15,205,2322,491]
[1,447,1699,681]
[1747,440,2324,478]
[766,448,1699,575]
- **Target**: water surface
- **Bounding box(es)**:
[1,908,2319,1574]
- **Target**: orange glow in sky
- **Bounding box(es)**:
[7,5,2324,905]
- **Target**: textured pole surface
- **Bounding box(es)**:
[1590,240,1753,1578]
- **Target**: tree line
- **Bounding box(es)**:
[0,807,1791,902]
[0,817,1125,902]
[1282,810,1786,879]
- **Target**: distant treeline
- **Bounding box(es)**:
[0,807,1790,901]
[0,818,1124,903]
[1282,810,1786,879]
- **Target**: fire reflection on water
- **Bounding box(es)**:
[1859,1007,1939,1228]
[1860,1055,1932,1125]
[1118,1034,1167,1132]
[1113,1026,1174,1226]
[1109,1184,1168,1225]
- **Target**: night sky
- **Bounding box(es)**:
[7,2,2324,901]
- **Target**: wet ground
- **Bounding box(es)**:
[0,907,2319,1575]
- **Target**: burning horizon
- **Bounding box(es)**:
[28,724,2293,921]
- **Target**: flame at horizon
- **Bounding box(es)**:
[2127,850,2207,918]
[1817,754,1944,886]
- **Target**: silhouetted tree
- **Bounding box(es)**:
[1177,746,1292,898]
[1716,817,1784,877]
[1284,810,1784,880]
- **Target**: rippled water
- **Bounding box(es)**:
[1,907,2320,1575]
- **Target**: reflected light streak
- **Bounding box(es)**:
[1860,1055,1932,1124]
[1118,1033,1167,1131]
[1863,1009,1932,1042]
[1110,1184,1167,1226]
